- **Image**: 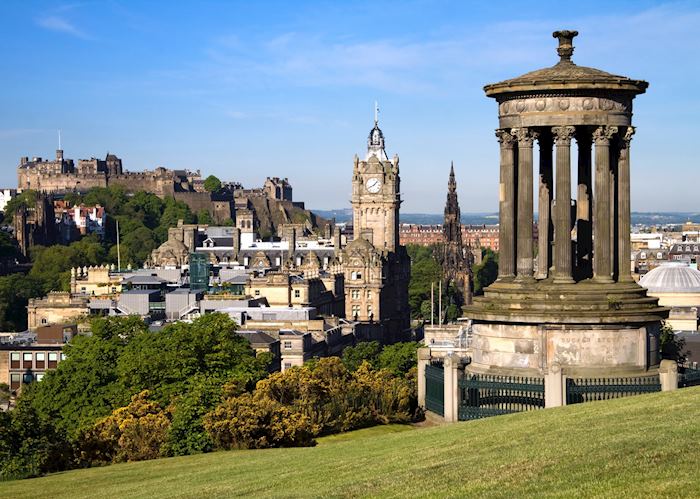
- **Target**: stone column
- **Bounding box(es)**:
[593,126,617,283]
[537,132,553,279]
[417,348,431,408]
[576,130,593,280]
[659,359,678,392]
[496,129,516,279]
[552,126,576,283]
[513,127,538,280]
[443,353,460,422]
[617,127,635,282]
[544,363,564,408]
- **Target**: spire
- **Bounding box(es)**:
[448,161,456,192]
[366,104,387,161]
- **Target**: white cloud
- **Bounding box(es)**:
[36,15,91,40]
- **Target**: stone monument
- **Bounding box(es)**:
[463,30,667,378]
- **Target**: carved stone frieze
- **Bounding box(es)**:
[499,95,630,117]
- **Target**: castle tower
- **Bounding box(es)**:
[351,115,401,252]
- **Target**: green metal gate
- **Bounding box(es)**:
[458,374,544,420]
[425,363,444,416]
[566,375,660,405]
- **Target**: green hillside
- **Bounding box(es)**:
[3,387,699,498]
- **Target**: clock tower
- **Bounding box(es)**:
[351,117,401,252]
[341,115,410,342]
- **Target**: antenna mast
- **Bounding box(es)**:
[116,219,121,272]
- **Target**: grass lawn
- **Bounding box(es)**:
[2,387,699,498]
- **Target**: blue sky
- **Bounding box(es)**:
[1,1,698,213]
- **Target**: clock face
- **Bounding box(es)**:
[365,177,381,193]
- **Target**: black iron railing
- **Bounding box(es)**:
[458,374,544,421]
[566,375,660,405]
[679,364,700,388]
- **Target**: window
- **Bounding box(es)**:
[48,352,58,368]
[10,352,20,369]
[23,372,33,384]
[254,289,261,296]
[351,305,360,317]
[35,352,46,369]
[283,341,293,350]
[60,353,66,361]
[284,362,292,370]
[23,352,33,369]
[367,290,372,299]
[351,289,360,300]
[640,252,646,259]
[10,373,20,390]
[41,318,48,324]
[35,373,45,382]
[367,305,373,317]
[294,290,301,298]
[657,252,663,260]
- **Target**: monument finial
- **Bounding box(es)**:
[552,30,578,63]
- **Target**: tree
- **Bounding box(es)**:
[2,190,38,224]
[197,209,214,226]
[0,385,71,480]
[0,382,11,410]
[203,175,222,193]
[406,244,444,319]
[473,248,499,295]
[117,313,269,405]
[377,342,420,377]
[659,321,688,364]
[29,316,148,437]
[0,274,44,331]
[341,341,381,371]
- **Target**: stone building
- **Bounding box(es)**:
[264,177,293,201]
[0,324,76,397]
[640,263,700,332]
[342,117,411,341]
[16,150,236,221]
[421,30,668,421]
[13,192,57,256]
[26,292,90,330]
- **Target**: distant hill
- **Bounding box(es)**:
[314,209,700,227]
[4,387,699,498]
[314,209,498,226]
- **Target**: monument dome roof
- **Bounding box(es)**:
[484,30,648,98]
[639,263,700,294]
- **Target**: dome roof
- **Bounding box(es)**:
[484,30,648,98]
[640,263,700,293]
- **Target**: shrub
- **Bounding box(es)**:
[80,391,171,464]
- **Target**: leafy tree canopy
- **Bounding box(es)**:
[203,175,222,193]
